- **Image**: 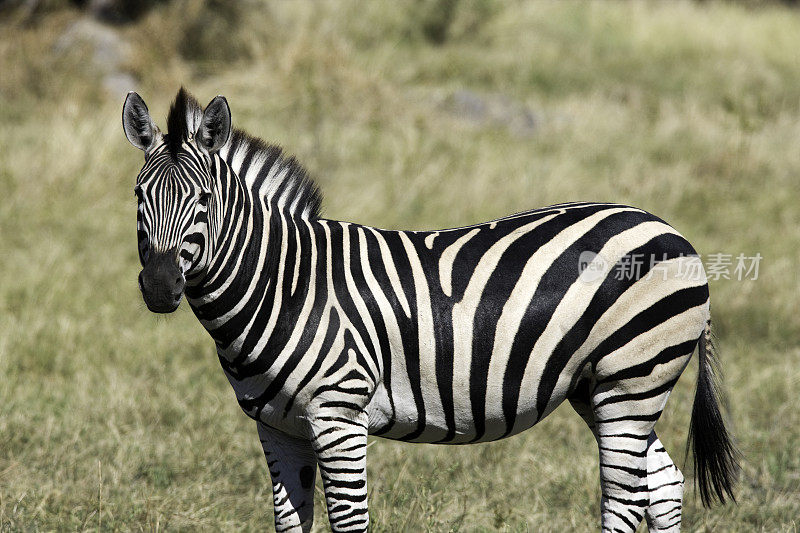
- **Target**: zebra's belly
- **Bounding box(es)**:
[364,301,589,443]
[364,371,571,444]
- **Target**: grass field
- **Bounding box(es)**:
[1,1,799,531]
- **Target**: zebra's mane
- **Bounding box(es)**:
[166,88,323,220]
[224,129,324,220]
[166,87,202,160]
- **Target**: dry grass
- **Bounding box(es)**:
[0,1,798,530]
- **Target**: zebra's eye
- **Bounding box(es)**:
[134,186,143,200]
[198,191,211,206]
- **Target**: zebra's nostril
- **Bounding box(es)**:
[175,276,183,285]
[138,272,144,292]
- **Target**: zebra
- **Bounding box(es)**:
[122,87,739,532]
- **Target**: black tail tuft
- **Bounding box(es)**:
[687,320,740,507]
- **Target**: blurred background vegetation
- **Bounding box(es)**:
[0,0,798,530]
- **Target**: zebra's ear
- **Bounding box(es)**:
[198,95,231,155]
[122,92,158,152]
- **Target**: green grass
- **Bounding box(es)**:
[1,0,798,530]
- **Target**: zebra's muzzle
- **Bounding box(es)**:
[139,251,185,313]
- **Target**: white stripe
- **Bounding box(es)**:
[438,228,480,298]
[399,231,447,441]
[366,227,411,319]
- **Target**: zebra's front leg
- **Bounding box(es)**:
[310,409,369,532]
[257,422,317,533]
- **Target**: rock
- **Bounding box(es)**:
[443,89,538,137]
[54,17,136,97]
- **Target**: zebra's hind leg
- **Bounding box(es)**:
[594,421,650,532]
[644,432,684,532]
[570,382,683,532]
[569,378,649,532]
[588,316,698,530]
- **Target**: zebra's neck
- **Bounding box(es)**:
[185,139,320,372]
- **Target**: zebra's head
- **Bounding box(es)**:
[122,89,231,313]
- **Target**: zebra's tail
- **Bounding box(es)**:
[687,318,740,507]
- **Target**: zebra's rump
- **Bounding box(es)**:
[359,202,708,444]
